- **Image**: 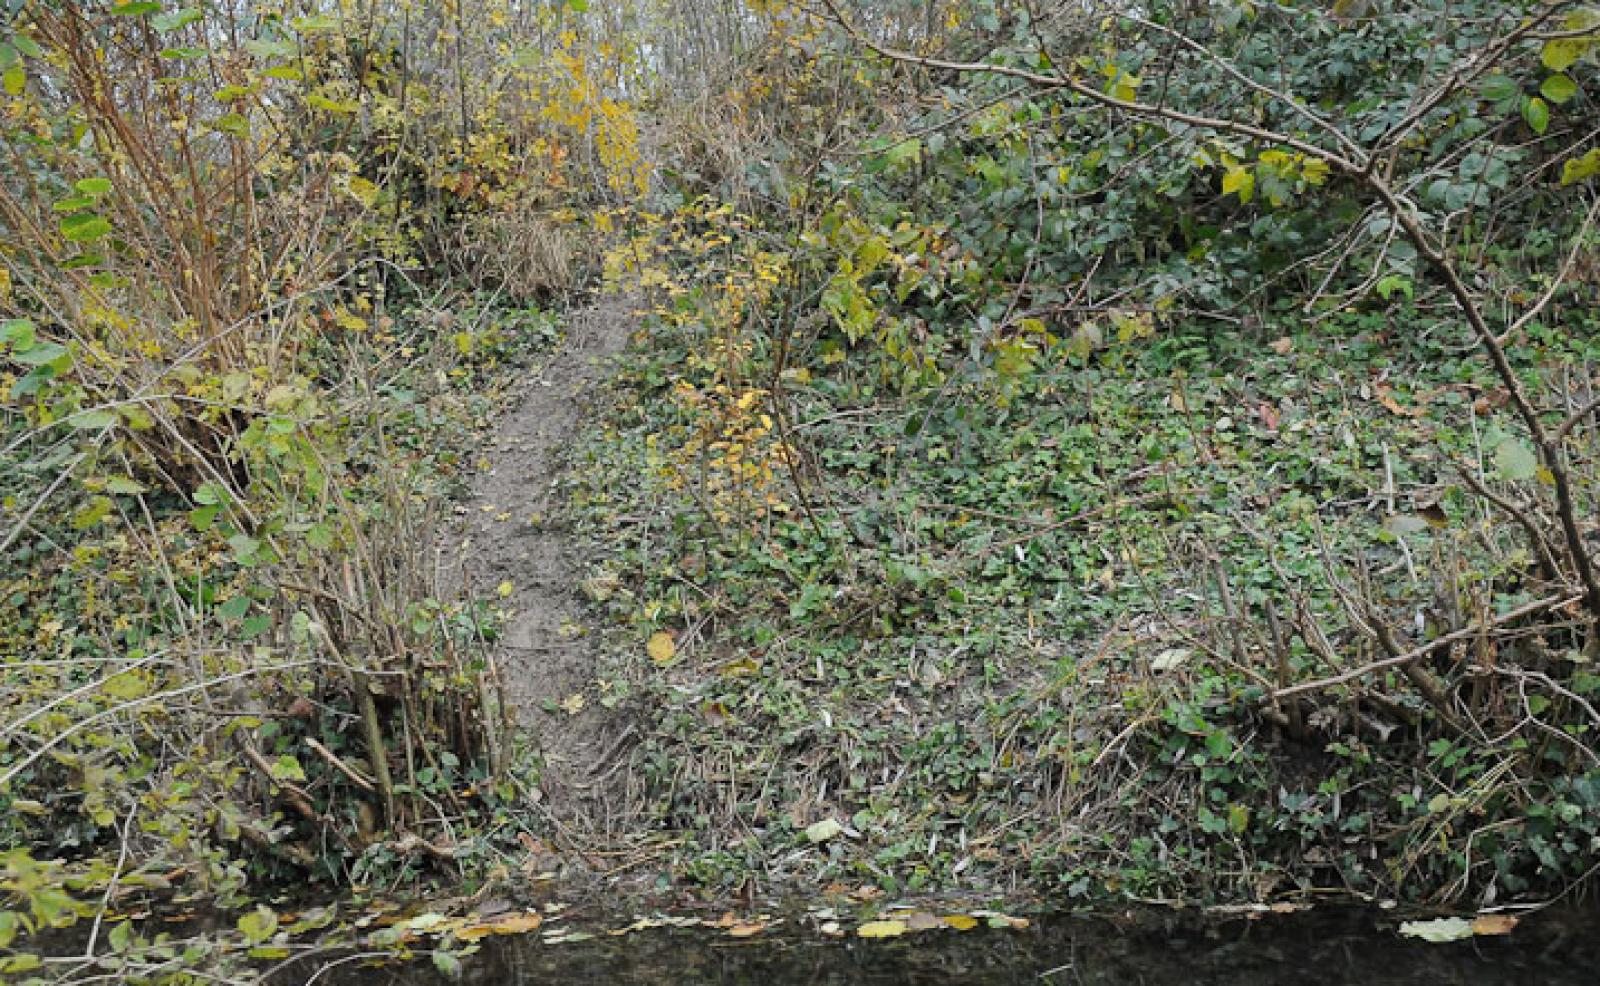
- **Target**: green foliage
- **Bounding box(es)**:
[561,0,1600,909]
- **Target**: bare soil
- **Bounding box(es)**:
[439,296,636,838]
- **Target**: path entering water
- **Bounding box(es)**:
[443,296,636,832]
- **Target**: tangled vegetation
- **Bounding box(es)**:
[574,0,1600,908]
[4,0,1600,980]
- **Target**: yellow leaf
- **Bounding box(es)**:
[457,911,543,942]
[856,920,907,939]
[1222,166,1255,204]
[942,914,979,931]
[497,580,514,598]
[647,630,676,664]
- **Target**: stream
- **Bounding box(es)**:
[280,906,1598,985]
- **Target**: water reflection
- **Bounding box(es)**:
[296,907,1598,986]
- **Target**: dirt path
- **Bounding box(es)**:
[441,296,635,833]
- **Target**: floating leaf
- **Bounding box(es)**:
[457,911,543,942]
[407,912,450,932]
[1472,914,1518,936]
[1399,916,1474,942]
[857,920,908,939]
[432,951,463,980]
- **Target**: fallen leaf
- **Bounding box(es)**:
[1257,401,1281,432]
[942,914,979,931]
[1269,336,1294,355]
[559,693,586,715]
[805,819,844,844]
[1150,648,1191,672]
[727,921,767,938]
[719,656,760,677]
[457,911,544,942]
[1471,914,1518,936]
[1374,381,1425,418]
[647,630,676,664]
[1399,916,1474,942]
[857,920,908,939]
[904,912,942,931]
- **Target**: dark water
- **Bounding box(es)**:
[282,907,1599,985]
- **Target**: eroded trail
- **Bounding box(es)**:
[441,297,635,836]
